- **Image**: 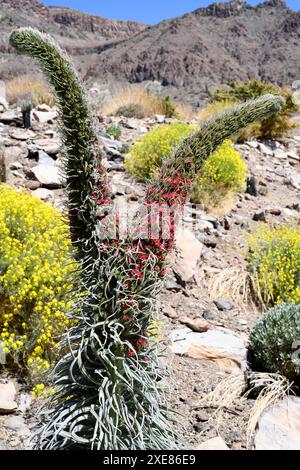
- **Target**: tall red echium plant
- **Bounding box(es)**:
[10,27,284,450]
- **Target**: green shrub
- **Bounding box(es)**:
[105,125,122,140]
[115,103,145,119]
[248,224,300,305]
[125,122,196,180]
[192,140,247,207]
[161,96,179,118]
[210,80,297,140]
[249,303,300,380]
[0,185,75,382]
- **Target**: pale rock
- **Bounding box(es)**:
[155,114,165,124]
[255,397,300,450]
[31,164,63,188]
[10,129,31,141]
[273,148,287,160]
[179,316,211,332]
[195,437,229,450]
[0,382,17,414]
[197,220,214,233]
[33,110,57,124]
[36,104,52,112]
[10,161,23,170]
[4,416,26,431]
[18,393,32,413]
[247,141,258,149]
[286,172,300,189]
[32,188,54,201]
[0,109,22,125]
[170,327,247,372]
[287,150,300,161]
[172,228,204,284]
[258,142,273,156]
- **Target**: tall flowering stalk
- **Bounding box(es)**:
[10,28,284,450]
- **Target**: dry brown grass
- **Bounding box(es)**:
[101,84,165,118]
[246,372,294,446]
[176,103,195,121]
[196,372,293,448]
[6,77,55,107]
[206,265,252,311]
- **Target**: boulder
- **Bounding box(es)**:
[170,327,247,373]
[255,397,300,450]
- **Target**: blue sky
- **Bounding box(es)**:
[43,1,299,24]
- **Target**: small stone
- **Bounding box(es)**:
[179,316,211,332]
[197,220,214,233]
[214,299,233,311]
[273,149,287,160]
[31,188,54,201]
[253,211,267,222]
[36,104,52,112]
[202,310,215,321]
[267,208,281,216]
[155,114,165,124]
[4,416,25,431]
[195,410,210,422]
[195,437,229,450]
[10,161,23,170]
[164,277,182,291]
[163,305,178,319]
[287,151,300,162]
[275,167,286,177]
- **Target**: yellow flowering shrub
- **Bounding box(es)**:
[125,122,196,180]
[248,224,300,305]
[0,185,75,382]
[192,140,247,207]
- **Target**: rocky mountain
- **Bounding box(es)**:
[90,0,300,106]
[0,0,146,80]
[0,0,299,107]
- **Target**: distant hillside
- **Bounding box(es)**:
[0,0,300,107]
[0,0,146,80]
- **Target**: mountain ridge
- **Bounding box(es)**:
[0,0,299,107]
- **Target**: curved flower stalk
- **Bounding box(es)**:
[10,27,284,450]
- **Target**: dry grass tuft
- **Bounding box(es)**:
[196,371,293,448]
[6,76,55,106]
[207,265,252,311]
[246,372,294,446]
[101,84,165,118]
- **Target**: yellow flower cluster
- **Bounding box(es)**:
[125,122,197,180]
[0,184,76,382]
[193,140,247,206]
[248,223,300,305]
